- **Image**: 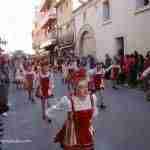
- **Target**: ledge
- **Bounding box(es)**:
[102,19,112,26]
[135,5,150,15]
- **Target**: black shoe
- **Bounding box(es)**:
[31,99,35,103]
[100,104,106,109]
[112,86,118,90]
[48,119,52,123]
[49,94,54,98]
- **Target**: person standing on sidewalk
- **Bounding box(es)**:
[141,66,150,101]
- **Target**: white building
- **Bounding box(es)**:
[73,0,150,60]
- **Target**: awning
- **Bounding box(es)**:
[40,39,56,49]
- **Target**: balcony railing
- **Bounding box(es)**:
[59,31,75,45]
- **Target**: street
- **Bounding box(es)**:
[1,74,150,150]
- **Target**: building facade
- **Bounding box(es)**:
[32,0,57,55]
[73,0,150,60]
[55,0,76,56]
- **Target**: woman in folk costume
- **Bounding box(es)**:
[106,59,121,89]
[15,69,24,89]
[88,62,106,109]
[46,77,98,150]
[25,65,35,102]
[38,62,54,120]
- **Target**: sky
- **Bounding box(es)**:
[0,0,40,54]
[0,0,85,54]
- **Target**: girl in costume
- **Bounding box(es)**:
[106,59,121,89]
[46,78,98,150]
[37,63,54,120]
[88,62,106,109]
[25,65,35,102]
[15,69,24,89]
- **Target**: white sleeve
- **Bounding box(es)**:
[46,96,70,119]
[92,94,99,118]
[106,65,112,72]
[142,67,150,77]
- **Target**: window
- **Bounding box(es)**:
[103,0,111,21]
[83,11,87,22]
[136,0,150,8]
[66,0,68,8]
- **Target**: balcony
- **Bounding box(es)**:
[39,30,57,49]
[59,31,75,45]
[39,8,56,29]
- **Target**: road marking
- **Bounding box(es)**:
[1,139,32,144]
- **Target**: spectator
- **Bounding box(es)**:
[105,54,112,68]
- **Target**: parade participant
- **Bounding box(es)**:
[88,62,106,109]
[62,62,68,84]
[37,62,54,120]
[106,59,121,89]
[73,62,86,91]
[15,69,24,89]
[141,66,150,101]
[46,78,98,150]
[24,65,35,102]
[67,61,76,91]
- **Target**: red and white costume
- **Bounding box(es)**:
[46,94,98,150]
[88,68,105,91]
[73,67,87,87]
[107,64,121,80]
[25,70,35,91]
[38,72,54,99]
[66,63,76,86]
[15,69,24,83]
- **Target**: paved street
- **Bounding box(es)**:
[1,74,150,150]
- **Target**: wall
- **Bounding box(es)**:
[74,0,150,61]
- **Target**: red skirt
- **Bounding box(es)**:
[55,110,95,150]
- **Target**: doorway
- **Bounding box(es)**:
[115,37,124,56]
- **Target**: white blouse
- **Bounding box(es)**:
[46,94,98,121]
